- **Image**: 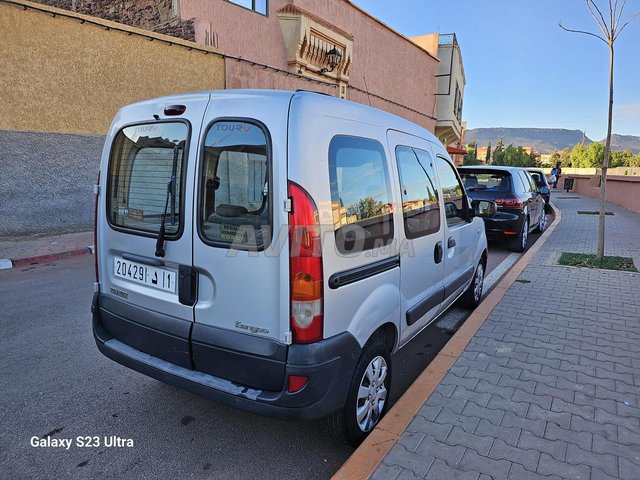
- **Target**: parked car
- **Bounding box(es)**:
[527,168,551,213]
[92,90,495,446]
[458,166,546,252]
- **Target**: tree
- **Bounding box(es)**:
[485,143,492,163]
[493,137,505,165]
[559,148,572,167]
[570,144,588,167]
[560,1,640,260]
[346,197,384,220]
[585,142,605,167]
[463,142,481,165]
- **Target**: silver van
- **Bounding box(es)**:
[92,90,494,445]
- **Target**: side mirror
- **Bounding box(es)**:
[540,187,550,195]
[444,202,459,219]
[473,200,497,218]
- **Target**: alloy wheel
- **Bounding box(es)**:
[356,356,388,432]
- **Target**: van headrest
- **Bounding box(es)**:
[215,204,248,217]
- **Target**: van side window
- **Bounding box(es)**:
[107,122,188,237]
[435,156,467,227]
[395,146,440,238]
[199,120,271,249]
[329,136,394,253]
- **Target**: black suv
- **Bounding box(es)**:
[527,168,551,213]
[458,166,546,252]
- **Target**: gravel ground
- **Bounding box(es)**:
[0,130,105,239]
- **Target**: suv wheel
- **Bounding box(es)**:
[509,218,528,253]
[460,261,485,309]
[327,337,391,446]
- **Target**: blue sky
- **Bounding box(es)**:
[351,0,640,140]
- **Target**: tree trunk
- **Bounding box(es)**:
[597,42,614,261]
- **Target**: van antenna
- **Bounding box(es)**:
[362,76,372,106]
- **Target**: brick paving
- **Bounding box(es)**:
[373,194,640,480]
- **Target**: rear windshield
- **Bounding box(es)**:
[459,171,511,192]
[528,171,547,187]
[107,122,188,236]
[199,121,271,249]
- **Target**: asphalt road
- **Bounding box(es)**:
[0,224,548,479]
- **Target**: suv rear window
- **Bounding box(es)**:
[108,122,188,236]
[459,171,511,192]
[199,121,271,249]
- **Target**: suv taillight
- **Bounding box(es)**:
[288,181,323,344]
[94,171,100,282]
[495,196,523,209]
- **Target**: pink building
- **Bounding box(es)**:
[32,0,443,132]
[179,0,439,131]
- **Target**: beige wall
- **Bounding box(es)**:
[0,1,224,135]
[180,0,438,132]
[565,174,640,214]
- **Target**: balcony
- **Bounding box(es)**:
[434,33,465,146]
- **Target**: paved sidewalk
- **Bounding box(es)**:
[372,194,640,480]
[0,231,93,268]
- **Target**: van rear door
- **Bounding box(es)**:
[98,94,209,369]
[191,92,292,392]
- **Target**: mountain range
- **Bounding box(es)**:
[465,128,640,154]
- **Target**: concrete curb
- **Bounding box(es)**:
[332,205,563,480]
[3,246,93,269]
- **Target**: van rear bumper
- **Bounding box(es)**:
[92,293,360,420]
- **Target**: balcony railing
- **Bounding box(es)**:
[438,33,456,46]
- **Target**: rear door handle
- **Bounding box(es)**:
[178,265,198,306]
[448,237,456,249]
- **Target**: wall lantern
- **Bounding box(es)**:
[321,47,342,73]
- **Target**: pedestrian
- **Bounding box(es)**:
[550,166,558,189]
[554,162,562,189]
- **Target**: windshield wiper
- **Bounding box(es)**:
[155,145,180,258]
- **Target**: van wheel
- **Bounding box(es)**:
[509,218,528,253]
[460,261,484,309]
[327,338,391,446]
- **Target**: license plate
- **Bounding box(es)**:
[113,256,176,293]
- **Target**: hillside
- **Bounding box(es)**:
[465,128,591,154]
[467,128,640,154]
[601,134,640,154]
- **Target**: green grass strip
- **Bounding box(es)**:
[577,211,614,215]
[558,253,638,272]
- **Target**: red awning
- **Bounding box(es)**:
[447,145,467,155]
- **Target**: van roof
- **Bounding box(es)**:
[126,89,440,146]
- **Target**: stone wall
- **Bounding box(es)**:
[0,130,104,238]
[31,0,195,40]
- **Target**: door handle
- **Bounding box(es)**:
[448,237,456,249]
[434,241,443,264]
[178,265,198,306]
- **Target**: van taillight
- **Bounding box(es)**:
[94,171,100,282]
[288,181,323,344]
[495,197,523,209]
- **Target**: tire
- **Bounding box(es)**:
[534,212,546,233]
[460,260,485,309]
[327,337,392,446]
[509,217,529,253]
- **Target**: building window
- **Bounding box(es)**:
[228,0,268,15]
